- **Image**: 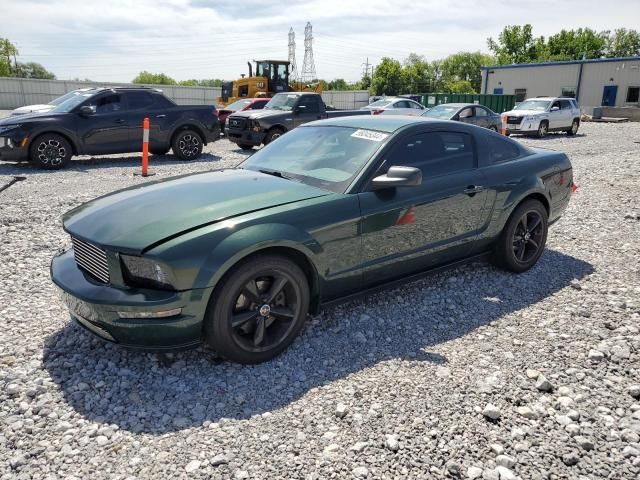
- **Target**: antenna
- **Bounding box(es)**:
[301,22,317,83]
[288,27,299,84]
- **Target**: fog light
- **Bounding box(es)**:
[117,308,182,319]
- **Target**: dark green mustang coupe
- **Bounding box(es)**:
[51,116,573,363]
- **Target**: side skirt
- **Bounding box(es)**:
[320,251,492,310]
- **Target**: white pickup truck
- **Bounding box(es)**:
[502,97,581,138]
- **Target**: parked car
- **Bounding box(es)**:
[422,103,502,131]
[502,97,581,137]
[9,88,94,116]
[218,98,269,133]
[360,97,425,115]
[51,115,574,364]
[225,92,370,150]
[0,86,220,169]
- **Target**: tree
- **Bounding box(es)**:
[607,28,640,57]
[327,78,349,90]
[179,78,224,87]
[0,38,18,77]
[546,28,608,60]
[16,62,55,79]
[441,52,495,92]
[132,71,177,85]
[487,24,543,64]
[371,57,405,95]
[444,80,475,93]
[402,53,432,93]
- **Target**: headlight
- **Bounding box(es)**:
[120,255,175,290]
[250,120,262,132]
[225,117,230,126]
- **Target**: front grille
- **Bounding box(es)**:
[507,116,523,124]
[228,117,246,130]
[71,237,110,284]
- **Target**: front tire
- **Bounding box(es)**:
[493,199,548,273]
[566,119,579,136]
[172,129,203,160]
[29,133,72,170]
[204,254,310,364]
[264,127,285,145]
[238,144,254,151]
[536,121,548,138]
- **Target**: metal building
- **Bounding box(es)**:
[480,56,640,114]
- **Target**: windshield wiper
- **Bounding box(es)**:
[258,168,294,180]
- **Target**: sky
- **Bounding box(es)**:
[3,0,640,83]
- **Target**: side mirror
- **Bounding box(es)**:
[294,105,307,114]
[79,105,95,116]
[371,166,422,190]
[452,114,460,121]
[551,106,560,111]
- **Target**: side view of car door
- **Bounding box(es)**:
[356,129,493,286]
[75,93,131,155]
[126,91,175,152]
[294,96,323,127]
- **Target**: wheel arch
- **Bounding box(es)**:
[171,123,207,146]
[29,130,79,156]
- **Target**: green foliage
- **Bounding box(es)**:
[16,62,56,79]
[371,57,405,95]
[179,78,224,87]
[607,28,640,57]
[441,52,494,92]
[132,71,177,85]
[487,24,542,64]
[546,28,608,60]
[444,80,475,94]
[0,38,19,77]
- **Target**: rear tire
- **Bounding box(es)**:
[264,127,285,145]
[172,129,203,161]
[493,199,548,273]
[536,121,548,138]
[566,119,579,136]
[29,133,72,170]
[204,254,310,364]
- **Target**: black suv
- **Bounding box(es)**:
[0,87,220,169]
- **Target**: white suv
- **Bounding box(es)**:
[502,97,581,137]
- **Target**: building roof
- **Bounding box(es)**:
[481,55,640,71]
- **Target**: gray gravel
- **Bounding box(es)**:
[1,123,639,479]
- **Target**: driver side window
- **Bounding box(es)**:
[383,132,475,179]
[87,94,122,114]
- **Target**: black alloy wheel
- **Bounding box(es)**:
[30,133,72,169]
[494,199,548,273]
[172,129,203,160]
[204,255,309,364]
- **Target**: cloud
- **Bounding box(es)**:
[3,0,640,82]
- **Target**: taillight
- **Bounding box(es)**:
[572,183,578,193]
[373,109,384,115]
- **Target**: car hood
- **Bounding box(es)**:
[10,104,54,116]
[229,109,289,120]
[504,110,546,117]
[0,111,66,126]
[63,168,331,252]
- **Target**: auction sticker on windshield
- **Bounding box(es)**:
[351,129,389,142]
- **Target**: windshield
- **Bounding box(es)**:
[48,90,83,106]
[422,105,459,119]
[240,126,388,193]
[264,94,299,111]
[226,99,253,111]
[514,100,551,111]
[50,91,96,113]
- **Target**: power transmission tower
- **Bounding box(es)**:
[288,27,299,84]
[300,22,317,83]
[361,57,371,78]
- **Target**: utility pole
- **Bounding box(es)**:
[361,57,371,78]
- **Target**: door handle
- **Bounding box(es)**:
[114,118,125,124]
[463,185,485,195]
[156,114,167,118]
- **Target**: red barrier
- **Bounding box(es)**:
[142,117,150,177]
[500,115,507,136]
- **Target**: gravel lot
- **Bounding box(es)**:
[1,122,639,480]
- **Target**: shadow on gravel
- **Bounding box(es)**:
[42,249,593,434]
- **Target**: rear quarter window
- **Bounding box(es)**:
[486,134,523,163]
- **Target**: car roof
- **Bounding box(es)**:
[303,115,447,133]
[433,103,477,108]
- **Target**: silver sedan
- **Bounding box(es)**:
[360,97,426,116]
[421,103,502,131]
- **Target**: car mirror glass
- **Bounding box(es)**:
[551,106,559,111]
[371,166,422,190]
